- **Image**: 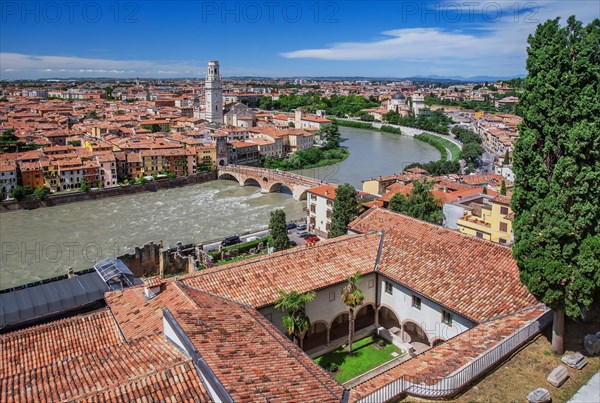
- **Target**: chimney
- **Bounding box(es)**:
[144,276,162,299]
[457,196,462,201]
[67,267,74,278]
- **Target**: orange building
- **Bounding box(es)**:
[20,161,45,189]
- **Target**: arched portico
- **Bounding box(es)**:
[329,312,349,341]
[303,320,329,351]
[401,320,430,345]
[355,304,376,331]
[378,305,401,329]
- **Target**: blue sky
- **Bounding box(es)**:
[1,1,598,79]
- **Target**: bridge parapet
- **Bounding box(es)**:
[217,164,331,201]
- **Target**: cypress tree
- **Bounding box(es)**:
[512,16,600,354]
[329,184,358,238]
[269,209,289,251]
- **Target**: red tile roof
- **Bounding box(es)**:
[307,184,338,200]
[349,208,537,322]
[106,281,197,340]
[175,285,345,402]
[181,232,382,308]
[1,308,210,402]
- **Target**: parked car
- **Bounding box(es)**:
[305,235,320,243]
[296,223,307,231]
[288,240,297,247]
[245,236,260,242]
[221,235,241,247]
[297,230,309,238]
[286,223,297,230]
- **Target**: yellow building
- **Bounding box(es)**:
[195,142,217,171]
[456,195,513,244]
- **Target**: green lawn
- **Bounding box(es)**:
[315,336,403,383]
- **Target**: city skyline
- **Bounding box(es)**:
[1,0,598,80]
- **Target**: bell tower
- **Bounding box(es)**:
[205,61,223,124]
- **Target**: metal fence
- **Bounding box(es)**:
[358,308,552,402]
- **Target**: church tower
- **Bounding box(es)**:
[205,61,223,124]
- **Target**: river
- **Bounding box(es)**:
[0,127,439,289]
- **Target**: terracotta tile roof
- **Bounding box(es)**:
[78,361,210,402]
[175,286,345,402]
[493,194,511,205]
[349,208,537,322]
[307,184,338,200]
[1,307,210,402]
[105,281,196,340]
[181,232,382,308]
[2,332,203,402]
[1,308,122,379]
[350,305,548,401]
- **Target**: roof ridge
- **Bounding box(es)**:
[174,285,345,400]
[181,231,380,281]
[366,207,514,251]
[1,307,112,338]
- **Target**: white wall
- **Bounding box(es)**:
[307,192,333,236]
[378,276,475,343]
[259,273,377,332]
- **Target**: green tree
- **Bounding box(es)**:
[9,185,34,201]
[274,290,315,346]
[512,16,600,354]
[318,124,342,149]
[269,209,289,251]
[341,273,364,354]
[84,110,98,120]
[329,184,358,238]
[503,150,510,165]
[80,178,90,192]
[500,180,507,196]
[388,180,443,225]
[32,186,50,200]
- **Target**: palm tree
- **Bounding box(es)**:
[274,290,315,346]
[341,273,364,354]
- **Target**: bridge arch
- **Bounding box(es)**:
[218,173,242,185]
[243,178,261,188]
[267,182,293,195]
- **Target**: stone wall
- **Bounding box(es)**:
[0,172,216,212]
[118,242,162,278]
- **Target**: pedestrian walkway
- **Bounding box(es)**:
[568,371,600,403]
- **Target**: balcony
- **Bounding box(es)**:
[458,215,491,228]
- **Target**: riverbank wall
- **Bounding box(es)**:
[0,171,217,213]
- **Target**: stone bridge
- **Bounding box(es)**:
[217,165,327,201]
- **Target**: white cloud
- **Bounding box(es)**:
[280,0,598,76]
[0,53,204,79]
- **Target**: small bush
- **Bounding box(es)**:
[328,363,339,373]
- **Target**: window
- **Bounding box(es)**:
[412,295,422,310]
[499,238,507,244]
[442,311,453,326]
[368,279,374,289]
[476,231,484,239]
[329,291,336,302]
[500,206,509,215]
[499,222,508,232]
[384,281,393,295]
